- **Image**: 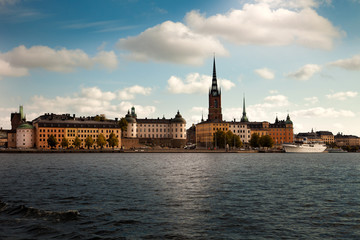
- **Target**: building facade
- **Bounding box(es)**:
[33,113,121,149]
[316,131,335,144]
[16,123,35,149]
[334,133,360,147]
[123,107,187,148]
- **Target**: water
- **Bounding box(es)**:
[1,153,360,239]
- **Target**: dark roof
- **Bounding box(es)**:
[316,131,333,136]
[32,113,120,128]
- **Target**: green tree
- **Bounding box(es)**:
[250,133,260,148]
[60,137,69,149]
[107,132,119,150]
[213,129,226,148]
[47,134,58,149]
[97,133,107,149]
[73,136,81,149]
[225,130,243,149]
[259,135,274,149]
[119,118,128,133]
[94,115,101,121]
[85,136,94,149]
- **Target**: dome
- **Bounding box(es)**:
[172,111,186,124]
[17,123,34,129]
[125,110,136,123]
[285,114,293,125]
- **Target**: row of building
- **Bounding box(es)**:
[295,129,360,147]
[1,58,358,150]
[193,58,294,148]
[2,106,187,149]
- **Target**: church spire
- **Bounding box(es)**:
[240,94,249,122]
[210,56,220,96]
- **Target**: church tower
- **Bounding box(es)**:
[208,57,222,122]
[240,95,249,122]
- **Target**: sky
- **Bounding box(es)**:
[1,0,360,136]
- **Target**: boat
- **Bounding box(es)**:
[327,148,347,153]
[282,138,327,153]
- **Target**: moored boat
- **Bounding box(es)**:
[283,138,326,153]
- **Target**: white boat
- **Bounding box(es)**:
[282,138,327,153]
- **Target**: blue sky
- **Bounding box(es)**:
[1,0,360,136]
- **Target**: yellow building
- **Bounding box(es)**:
[316,131,334,144]
[32,113,121,149]
[196,121,229,148]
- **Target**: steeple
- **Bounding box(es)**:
[240,94,249,122]
[208,56,222,122]
[210,57,220,97]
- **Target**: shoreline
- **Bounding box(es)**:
[0,148,279,154]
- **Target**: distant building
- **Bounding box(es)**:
[295,129,322,142]
[32,113,121,149]
[11,105,26,130]
[0,128,8,148]
[316,131,334,144]
[123,107,187,148]
[268,115,294,145]
[196,57,229,148]
[334,133,360,147]
[195,57,293,148]
[16,123,35,149]
[186,124,196,144]
[6,105,28,148]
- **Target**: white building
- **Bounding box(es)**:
[16,123,35,149]
[228,121,251,144]
[123,107,186,147]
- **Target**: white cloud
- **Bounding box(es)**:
[255,0,324,9]
[185,3,341,50]
[292,107,355,118]
[255,68,275,79]
[263,94,290,107]
[167,73,235,94]
[117,21,228,65]
[287,64,321,80]
[0,45,118,75]
[329,54,360,71]
[23,87,155,120]
[118,85,152,100]
[326,91,358,100]
[304,96,319,104]
[269,90,278,94]
[0,58,28,79]
[80,87,117,101]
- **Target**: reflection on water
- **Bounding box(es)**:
[1,153,360,239]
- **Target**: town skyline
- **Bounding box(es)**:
[1,0,360,136]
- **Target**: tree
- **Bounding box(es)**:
[60,137,69,149]
[119,118,128,133]
[73,136,81,149]
[213,129,226,148]
[107,132,119,150]
[47,134,58,149]
[259,135,274,149]
[97,133,107,149]
[85,136,94,149]
[250,133,260,148]
[223,130,243,149]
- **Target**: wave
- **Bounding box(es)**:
[0,200,79,222]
